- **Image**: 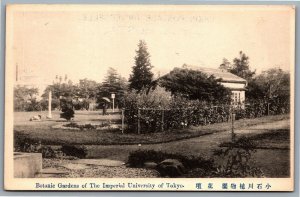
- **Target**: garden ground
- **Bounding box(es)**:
[14,111,291,178]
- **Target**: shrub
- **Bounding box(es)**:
[14,131,38,152]
[123,87,172,133]
[127,149,214,171]
[14,132,57,158]
[61,145,87,159]
[124,91,231,133]
[213,137,264,178]
[40,146,56,158]
[124,86,289,133]
[60,97,75,121]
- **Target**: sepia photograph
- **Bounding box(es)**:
[4,4,295,191]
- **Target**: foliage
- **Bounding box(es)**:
[73,98,91,110]
[219,58,232,71]
[97,67,127,109]
[39,98,60,111]
[77,78,99,99]
[42,80,76,99]
[123,87,172,132]
[213,137,264,177]
[129,40,154,92]
[127,149,214,171]
[61,145,87,159]
[230,51,256,80]
[246,68,290,115]
[42,77,100,110]
[14,85,40,111]
[14,133,56,158]
[159,67,231,103]
[63,122,111,130]
[124,88,231,133]
[60,97,75,121]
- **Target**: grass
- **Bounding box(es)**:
[243,129,290,177]
[14,111,290,178]
[217,128,290,177]
[220,129,290,150]
[14,112,290,146]
[14,112,289,145]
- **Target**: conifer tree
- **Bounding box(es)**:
[129,40,154,92]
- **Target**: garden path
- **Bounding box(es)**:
[86,119,290,161]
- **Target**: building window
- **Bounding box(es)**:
[234,93,238,104]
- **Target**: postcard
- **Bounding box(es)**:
[4,4,295,191]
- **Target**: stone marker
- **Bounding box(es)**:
[156,159,186,177]
[14,152,42,178]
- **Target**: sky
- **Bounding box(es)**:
[7,5,295,87]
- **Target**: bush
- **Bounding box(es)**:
[127,149,214,171]
[14,131,38,152]
[123,87,172,132]
[123,85,289,133]
[124,90,231,133]
[60,97,75,121]
[14,132,57,158]
[41,146,56,158]
[213,137,264,178]
[61,145,87,159]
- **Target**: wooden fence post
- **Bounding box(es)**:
[161,109,164,132]
[137,108,141,135]
[121,109,124,134]
[231,112,236,143]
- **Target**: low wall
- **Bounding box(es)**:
[14,152,42,178]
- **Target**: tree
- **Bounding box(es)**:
[41,77,78,111]
[77,78,98,99]
[158,68,231,104]
[129,40,154,92]
[219,58,232,71]
[97,67,127,109]
[229,51,256,80]
[246,68,290,114]
[14,85,40,111]
[42,81,76,100]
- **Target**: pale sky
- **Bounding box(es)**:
[7,5,294,86]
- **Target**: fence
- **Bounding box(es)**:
[121,101,289,134]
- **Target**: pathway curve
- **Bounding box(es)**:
[86,119,290,161]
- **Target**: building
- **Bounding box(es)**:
[182,64,247,107]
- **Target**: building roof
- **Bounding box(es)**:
[182,64,247,84]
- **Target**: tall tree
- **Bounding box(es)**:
[219,58,232,71]
[229,51,255,80]
[97,67,127,108]
[129,40,154,92]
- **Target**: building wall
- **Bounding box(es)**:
[219,81,246,107]
[220,81,246,89]
[231,90,245,106]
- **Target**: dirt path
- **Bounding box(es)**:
[87,119,290,161]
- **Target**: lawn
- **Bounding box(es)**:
[14,111,289,145]
[14,111,291,178]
